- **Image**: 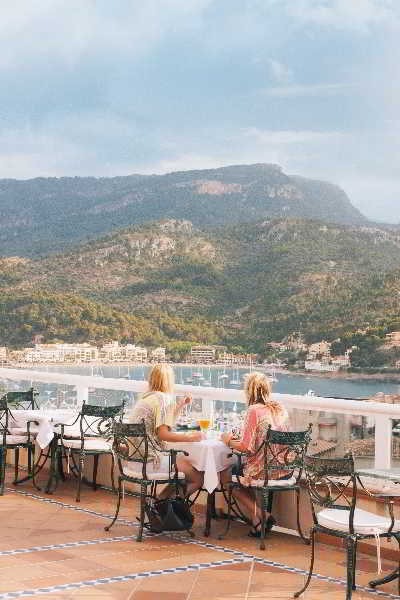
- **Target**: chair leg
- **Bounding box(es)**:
[27,445,32,476]
[110,452,116,494]
[57,450,66,481]
[294,527,315,597]
[104,478,122,532]
[93,454,99,491]
[76,451,84,502]
[13,448,19,484]
[137,482,146,542]
[295,488,310,545]
[0,448,5,495]
[267,490,273,514]
[398,535,400,597]
[30,445,36,486]
[260,490,266,551]
[218,484,233,540]
[352,538,357,590]
[346,536,355,600]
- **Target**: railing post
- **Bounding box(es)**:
[75,386,88,409]
[374,415,392,469]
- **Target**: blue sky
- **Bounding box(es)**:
[0,0,399,222]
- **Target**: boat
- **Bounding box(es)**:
[229,368,241,385]
[306,389,315,396]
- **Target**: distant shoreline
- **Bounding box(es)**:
[4,360,400,383]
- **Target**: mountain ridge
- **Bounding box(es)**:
[0,163,367,257]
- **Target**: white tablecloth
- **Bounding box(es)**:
[166,438,233,493]
[9,409,80,449]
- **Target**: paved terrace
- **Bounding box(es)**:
[1,466,400,600]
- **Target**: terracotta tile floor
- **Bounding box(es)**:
[0,465,399,599]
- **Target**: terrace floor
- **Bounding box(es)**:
[1,466,400,600]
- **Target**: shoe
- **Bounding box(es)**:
[248,516,276,538]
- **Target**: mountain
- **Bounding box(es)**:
[0,164,367,257]
[1,218,400,351]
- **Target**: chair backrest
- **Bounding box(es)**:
[262,424,312,485]
[5,388,39,409]
[111,421,151,479]
[78,402,125,439]
[0,397,9,441]
[303,454,357,528]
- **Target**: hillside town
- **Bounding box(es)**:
[0,330,399,372]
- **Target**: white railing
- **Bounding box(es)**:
[1,367,399,470]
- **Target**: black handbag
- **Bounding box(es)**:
[145,497,194,532]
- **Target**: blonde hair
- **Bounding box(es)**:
[244,371,283,416]
[148,363,175,394]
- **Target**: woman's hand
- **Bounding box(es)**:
[176,394,192,410]
[221,432,233,447]
[186,430,204,442]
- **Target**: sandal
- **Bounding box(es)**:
[248,516,276,538]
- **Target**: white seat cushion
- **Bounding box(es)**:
[317,508,399,534]
[233,474,297,488]
[124,467,185,481]
[9,427,40,436]
[62,438,111,451]
[0,435,32,445]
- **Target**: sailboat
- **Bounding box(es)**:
[268,369,278,383]
[202,366,212,386]
[229,367,241,385]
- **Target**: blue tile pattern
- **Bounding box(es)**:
[4,486,399,599]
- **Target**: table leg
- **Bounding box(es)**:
[204,491,215,537]
[44,437,60,494]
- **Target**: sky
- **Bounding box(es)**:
[0,0,399,222]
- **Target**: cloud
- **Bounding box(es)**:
[267,59,293,84]
[266,82,354,98]
[283,0,400,32]
[241,127,346,145]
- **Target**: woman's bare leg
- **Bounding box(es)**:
[232,487,267,527]
[177,456,204,496]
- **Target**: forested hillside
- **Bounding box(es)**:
[1,218,400,352]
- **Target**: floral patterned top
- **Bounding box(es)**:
[126,391,176,467]
[239,403,289,486]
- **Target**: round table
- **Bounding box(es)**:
[166,437,233,493]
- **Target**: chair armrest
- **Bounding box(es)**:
[162,448,189,457]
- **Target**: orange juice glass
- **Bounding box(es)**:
[199,419,211,433]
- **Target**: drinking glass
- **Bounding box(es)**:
[199,404,213,437]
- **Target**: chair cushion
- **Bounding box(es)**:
[124,467,185,481]
[317,508,399,534]
[233,474,297,488]
[9,427,39,436]
[62,438,112,451]
[0,435,32,445]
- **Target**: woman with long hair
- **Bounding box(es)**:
[221,371,289,536]
[126,363,204,497]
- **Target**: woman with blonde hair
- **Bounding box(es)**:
[127,364,204,497]
[221,371,288,536]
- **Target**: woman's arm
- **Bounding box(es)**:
[221,432,248,453]
[157,424,204,443]
[173,394,191,419]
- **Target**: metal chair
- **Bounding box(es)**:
[5,388,40,484]
[104,421,189,542]
[0,396,37,494]
[294,455,400,600]
[220,424,312,549]
[58,402,124,502]
[6,388,39,410]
